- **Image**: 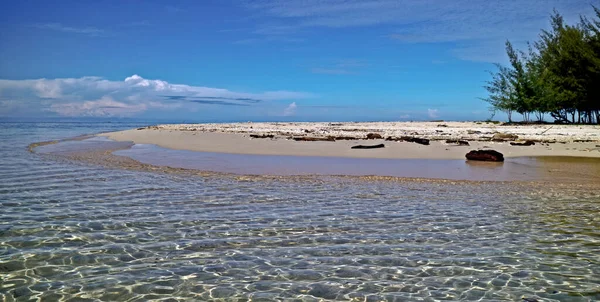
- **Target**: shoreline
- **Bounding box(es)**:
[26,121,600,184]
[100,122,600,160]
[30,136,600,186]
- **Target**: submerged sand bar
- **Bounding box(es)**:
[102,122,600,160]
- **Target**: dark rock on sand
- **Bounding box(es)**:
[250,134,275,139]
[366,133,383,139]
[465,150,504,162]
[510,140,535,146]
[351,144,385,149]
[446,139,470,146]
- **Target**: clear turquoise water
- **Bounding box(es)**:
[1,122,599,301]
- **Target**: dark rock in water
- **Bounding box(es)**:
[522,298,539,302]
[334,136,360,140]
[401,136,430,145]
[446,139,470,146]
[250,134,275,139]
[466,150,504,162]
[137,127,145,130]
[467,130,482,134]
[510,140,535,146]
[437,124,448,127]
[351,144,385,149]
[366,133,383,139]
[293,136,335,142]
[492,133,518,141]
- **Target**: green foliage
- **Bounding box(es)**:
[483,7,600,124]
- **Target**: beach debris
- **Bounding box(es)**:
[249,134,275,139]
[366,133,383,139]
[446,139,470,146]
[510,140,535,146]
[437,124,448,127]
[351,144,385,149]
[333,136,360,140]
[466,150,504,162]
[292,136,335,142]
[492,133,519,141]
[136,127,145,130]
[402,136,430,145]
[467,130,482,134]
[385,136,430,145]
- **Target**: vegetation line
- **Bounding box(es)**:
[482,6,600,124]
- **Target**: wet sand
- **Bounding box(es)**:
[32,136,600,184]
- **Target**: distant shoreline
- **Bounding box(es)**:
[100,121,600,160]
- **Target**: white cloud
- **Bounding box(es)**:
[49,96,147,117]
[427,108,439,119]
[283,102,297,116]
[0,75,312,117]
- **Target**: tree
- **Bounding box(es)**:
[483,7,600,124]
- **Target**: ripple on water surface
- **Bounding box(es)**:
[1,124,600,301]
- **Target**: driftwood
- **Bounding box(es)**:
[250,134,275,139]
[333,136,360,140]
[510,140,535,146]
[292,136,335,142]
[351,144,385,149]
[385,136,430,145]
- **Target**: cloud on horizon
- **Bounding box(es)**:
[0,75,312,117]
[283,102,297,116]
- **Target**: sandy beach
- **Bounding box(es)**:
[101,122,600,160]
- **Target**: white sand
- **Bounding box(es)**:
[102,122,600,160]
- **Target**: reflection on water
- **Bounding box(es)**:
[2,123,600,301]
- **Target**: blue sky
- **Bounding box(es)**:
[0,0,596,122]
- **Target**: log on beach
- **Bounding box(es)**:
[351,144,385,149]
[292,136,336,142]
[250,134,275,139]
[510,140,535,146]
[385,136,430,145]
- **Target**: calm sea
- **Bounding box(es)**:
[1,121,599,301]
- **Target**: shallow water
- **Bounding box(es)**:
[110,141,600,182]
[2,121,600,301]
